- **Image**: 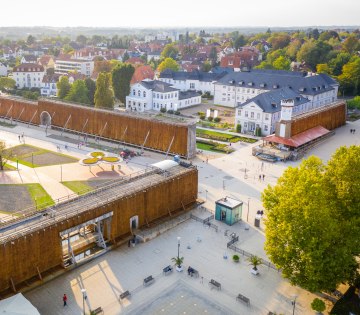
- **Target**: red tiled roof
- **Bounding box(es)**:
[130,65,154,84]
[126,57,144,65]
[263,126,330,148]
[13,63,44,72]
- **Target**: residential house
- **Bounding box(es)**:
[220,47,261,71]
[0,62,8,76]
[235,87,311,136]
[147,51,161,62]
[40,74,61,97]
[13,63,45,89]
[38,55,55,71]
[21,55,37,64]
[214,69,338,108]
[126,79,201,112]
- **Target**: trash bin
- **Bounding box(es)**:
[254,218,260,227]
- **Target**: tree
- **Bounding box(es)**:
[94,60,113,74]
[0,141,13,171]
[56,76,71,99]
[202,61,212,72]
[111,63,135,104]
[64,80,90,104]
[338,56,360,95]
[209,46,218,66]
[157,58,179,73]
[0,77,16,91]
[268,33,291,50]
[311,298,326,313]
[297,40,332,71]
[94,72,114,109]
[342,35,360,54]
[26,35,35,46]
[85,78,96,106]
[76,35,87,46]
[248,255,262,271]
[263,150,360,292]
[273,56,291,70]
[234,35,246,50]
[328,52,351,76]
[161,44,179,59]
[316,63,331,74]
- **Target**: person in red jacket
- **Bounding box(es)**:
[63,294,68,306]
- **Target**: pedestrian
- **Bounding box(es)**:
[65,144,68,150]
[229,142,232,146]
[22,132,24,139]
[350,129,353,134]
[206,157,208,163]
[63,294,67,306]
[259,174,261,181]
[201,276,204,284]
[354,129,356,134]
[128,239,131,247]
[262,174,265,181]
[18,135,20,141]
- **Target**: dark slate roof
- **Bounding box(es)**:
[210,66,234,74]
[216,69,337,96]
[160,69,227,82]
[139,80,178,93]
[179,90,201,100]
[238,87,309,113]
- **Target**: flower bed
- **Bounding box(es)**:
[196,129,257,143]
[196,139,234,154]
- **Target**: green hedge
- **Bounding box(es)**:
[196,129,257,143]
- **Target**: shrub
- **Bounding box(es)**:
[208,116,214,122]
[167,109,174,114]
[347,96,360,110]
[232,254,240,262]
[199,114,206,120]
[214,117,221,123]
[236,124,242,133]
[311,298,325,313]
[255,127,262,137]
[160,107,166,113]
[174,111,181,115]
[197,111,205,116]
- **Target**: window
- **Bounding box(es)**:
[238,110,241,116]
[244,122,248,128]
[138,90,140,97]
[257,113,260,119]
[190,83,195,89]
[143,91,146,97]
[161,94,163,99]
[251,112,254,118]
[245,111,248,117]
[133,89,135,96]
[265,114,269,120]
[264,125,268,131]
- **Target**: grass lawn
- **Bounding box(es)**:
[27,183,55,210]
[196,142,215,151]
[62,181,94,195]
[196,128,257,143]
[196,140,234,154]
[7,144,78,168]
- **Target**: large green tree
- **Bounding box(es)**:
[338,56,360,95]
[262,148,360,292]
[56,76,71,99]
[161,44,179,59]
[94,72,114,109]
[297,40,332,70]
[64,80,90,104]
[85,78,96,106]
[111,63,135,104]
[0,77,16,91]
[157,58,179,73]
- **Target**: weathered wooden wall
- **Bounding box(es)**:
[291,102,346,137]
[0,97,196,157]
[0,168,198,293]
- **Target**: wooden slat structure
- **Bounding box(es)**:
[0,164,198,295]
[0,96,197,158]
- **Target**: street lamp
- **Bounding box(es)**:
[291,295,297,315]
[205,190,208,202]
[177,236,181,259]
[81,289,87,315]
[247,198,250,222]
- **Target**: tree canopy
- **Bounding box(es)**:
[111,63,135,104]
[64,80,90,104]
[157,58,179,73]
[94,72,114,109]
[161,44,179,60]
[0,77,16,91]
[56,76,71,99]
[262,146,360,292]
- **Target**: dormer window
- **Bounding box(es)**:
[248,82,253,86]
[273,84,279,89]
[260,83,266,88]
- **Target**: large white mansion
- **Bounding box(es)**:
[126,79,201,112]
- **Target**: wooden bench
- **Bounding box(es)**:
[236,293,250,306]
[91,307,104,314]
[187,267,199,278]
[209,279,221,290]
[119,290,131,300]
[163,265,173,275]
[143,275,155,286]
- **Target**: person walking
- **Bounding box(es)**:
[262,174,265,181]
[63,294,67,306]
[18,135,20,142]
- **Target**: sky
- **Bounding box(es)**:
[1,0,359,28]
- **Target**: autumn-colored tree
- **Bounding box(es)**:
[157,58,179,73]
[161,44,179,60]
[316,63,331,74]
[56,76,71,99]
[342,35,360,54]
[0,77,16,91]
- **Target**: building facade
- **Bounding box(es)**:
[54,58,94,76]
[214,69,338,108]
[126,80,201,112]
[13,63,45,89]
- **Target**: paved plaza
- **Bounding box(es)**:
[0,119,359,314]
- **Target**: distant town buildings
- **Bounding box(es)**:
[13,63,45,89]
[54,57,94,76]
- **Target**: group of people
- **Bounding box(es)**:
[258,174,266,181]
[350,129,356,134]
[17,133,25,143]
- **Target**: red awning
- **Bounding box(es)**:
[263,126,330,148]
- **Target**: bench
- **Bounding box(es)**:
[209,279,221,290]
[143,275,155,286]
[119,290,131,300]
[236,293,250,306]
[91,307,104,314]
[163,265,173,275]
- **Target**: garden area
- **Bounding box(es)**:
[0,183,54,213]
[62,179,112,195]
[196,128,258,144]
[7,144,78,168]
[196,139,234,154]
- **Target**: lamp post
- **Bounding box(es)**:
[177,236,181,259]
[205,190,208,202]
[60,165,62,182]
[247,198,250,222]
[291,295,297,315]
[81,289,87,315]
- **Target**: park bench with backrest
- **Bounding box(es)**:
[163,265,173,275]
[236,293,250,306]
[119,290,131,300]
[187,266,199,278]
[143,275,155,286]
[209,279,221,290]
[91,306,104,314]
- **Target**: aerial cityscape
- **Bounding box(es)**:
[0,0,359,314]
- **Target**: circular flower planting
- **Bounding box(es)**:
[89,151,105,158]
[102,156,121,163]
[79,157,100,166]
[80,151,122,166]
